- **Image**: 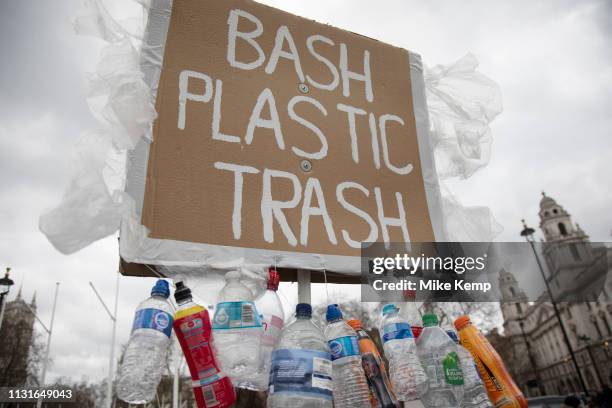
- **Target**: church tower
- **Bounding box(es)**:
[499,268,528,336]
[538,192,588,243]
[538,192,593,299]
[0,286,37,386]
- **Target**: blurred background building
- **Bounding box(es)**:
[0,286,38,386]
[489,193,612,397]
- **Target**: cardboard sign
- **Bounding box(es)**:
[129,0,443,274]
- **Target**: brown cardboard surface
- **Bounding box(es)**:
[141,0,435,263]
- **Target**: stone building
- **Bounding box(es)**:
[489,193,612,397]
[0,287,37,386]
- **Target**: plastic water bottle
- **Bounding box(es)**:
[212,270,263,390]
[379,304,427,401]
[416,314,464,408]
[268,303,333,408]
[324,304,371,408]
[254,267,285,390]
[400,291,424,339]
[446,330,492,408]
[117,280,174,404]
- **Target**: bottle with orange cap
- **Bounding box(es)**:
[453,316,527,408]
[347,319,400,408]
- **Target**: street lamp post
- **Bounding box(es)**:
[0,267,15,330]
[520,220,589,396]
[24,282,60,408]
[89,273,120,408]
[89,272,119,408]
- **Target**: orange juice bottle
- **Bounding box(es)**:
[454,316,527,408]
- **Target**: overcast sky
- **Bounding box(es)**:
[1,0,611,384]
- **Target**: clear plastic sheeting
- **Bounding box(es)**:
[40,0,162,255]
[439,185,503,242]
[39,0,504,292]
[425,53,503,180]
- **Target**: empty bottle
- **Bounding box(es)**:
[454,316,527,408]
[173,281,235,408]
[212,270,263,390]
[347,319,400,408]
[324,304,371,408]
[117,280,174,404]
[417,313,464,408]
[446,329,492,408]
[379,304,427,401]
[268,303,333,408]
[254,267,285,390]
[400,291,424,339]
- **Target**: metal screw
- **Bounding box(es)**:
[298,83,309,94]
[300,159,312,172]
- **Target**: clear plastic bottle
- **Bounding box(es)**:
[117,280,175,404]
[400,291,424,339]
[324,304,371,408]
[445,330,492,408]
[212,270,263,390]
[379,304,427,401]
[254,268,285,390]
[416,314,464,408]
[268,303,333,408]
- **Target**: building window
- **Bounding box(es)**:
[516,303,523,314]
[600,313,612,335]
[510,287,516,297]
[593,318,603,339]
[553,209,558,214]
[558,222,568,236]
[569,243,580,261]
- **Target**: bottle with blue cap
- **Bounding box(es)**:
[324,304,371,408]
[268,303,333,408]
[117,279,175,404]
[379,303,428,401]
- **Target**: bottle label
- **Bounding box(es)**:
[132,308,173,338]
[261,314,284,346]
[175,310,224,385]
[269,348,333,399]
[443,352,464,385]
[328,335,360,360]
[381,322,413,342]
[192,376,236,408]
[212,301,262,330]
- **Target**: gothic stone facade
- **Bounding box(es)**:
[489,193,612,397]
[0,289,37,386]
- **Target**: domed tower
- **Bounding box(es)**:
[538,192,588,243]
[499,268,528,336]
[538,192,593,298]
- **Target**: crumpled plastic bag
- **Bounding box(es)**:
[425,53,503,180]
